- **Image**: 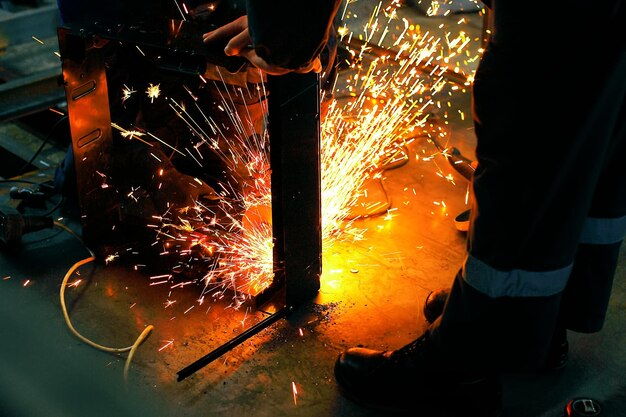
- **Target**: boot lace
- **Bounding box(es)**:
[388,333,428,367]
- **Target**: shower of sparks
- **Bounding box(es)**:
[146,83,162,103]
[100,0,479,309]
[319,2,467,242]
[32,36,44,44]
[22,280,31,287]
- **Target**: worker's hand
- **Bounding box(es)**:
[202,16,322,75]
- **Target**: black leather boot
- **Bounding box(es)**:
[334,334,503,416]
[423,288,569,371]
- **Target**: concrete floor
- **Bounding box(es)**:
[1,2,625,417]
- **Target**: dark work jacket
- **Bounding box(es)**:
[489,0,625,50]
[246,0,342,70]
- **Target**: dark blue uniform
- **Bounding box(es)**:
[430,0,626,372]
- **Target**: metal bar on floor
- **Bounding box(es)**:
[176,306,292,382]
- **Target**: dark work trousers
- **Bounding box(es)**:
[427,41,626,374]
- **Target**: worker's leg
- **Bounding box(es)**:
[430,46,626,372]
[560,94,626,333]
[334,24,626,417]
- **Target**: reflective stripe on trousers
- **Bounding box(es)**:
[464,215,626,298]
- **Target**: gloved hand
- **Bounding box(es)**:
[202,15,322,75]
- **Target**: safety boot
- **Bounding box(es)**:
[334,333,503,416]
[423,288,569,371]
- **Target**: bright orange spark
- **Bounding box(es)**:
[146,83,161,103]
[159,339,174,351]
[68,279,82,288]
[121,85,136,103]
[104,254,119,264]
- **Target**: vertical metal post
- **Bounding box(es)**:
[58,27,117,249]
[268,72,322,307]
[178,72,323,381]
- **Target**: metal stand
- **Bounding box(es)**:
[58,23,323,381]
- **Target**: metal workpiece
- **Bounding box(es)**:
[57,22,324,380]
[268,72,323,308]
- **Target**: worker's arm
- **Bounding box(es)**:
[203,0,341,75]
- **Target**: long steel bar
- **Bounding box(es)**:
[176,306,291,381]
